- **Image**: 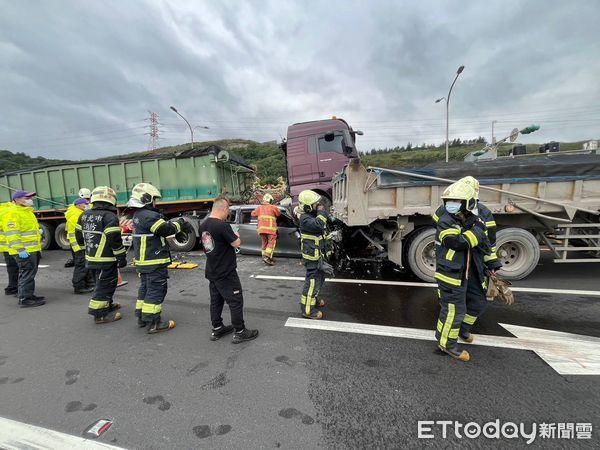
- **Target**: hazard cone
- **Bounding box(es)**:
[117,269,128,288]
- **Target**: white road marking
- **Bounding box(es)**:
[0,416,123,449]
[285,318,600,376]
[0,263,49,268]
[253,274,600,297]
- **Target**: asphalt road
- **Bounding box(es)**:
[0,250,599,449]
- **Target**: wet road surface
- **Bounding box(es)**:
[0,250,598,448]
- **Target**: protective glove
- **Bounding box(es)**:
[18,250,29,259]
[463,213,478,229]
[486,260,503,272]
[177,218,193,233]
[117,256,127,268]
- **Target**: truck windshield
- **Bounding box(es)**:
[318,134,344,154]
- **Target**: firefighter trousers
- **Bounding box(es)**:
[436,266,488,349]
[259,233,277,259]
[3,252,18,294]
[16,252,39,300]
[137,267,169,324]
[88,264,118,317]
[209,271,245,331]
[72,250,93,292]
[300,262,325,316]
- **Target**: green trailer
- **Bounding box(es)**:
[0,146,255,251]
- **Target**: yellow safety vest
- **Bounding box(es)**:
[0,203,15,253]
[65,204,84,252]
[2,205,42,255]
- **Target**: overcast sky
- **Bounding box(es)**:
[1,0,599,160]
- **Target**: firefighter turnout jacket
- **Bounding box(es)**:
[0,202,15,253]
[433,203,500,270]
[1,204,41,256]
[132,207,181,271]
[75,202,126,268]
[251,204,281,235]
[65,204,84,252]
[434,210,491,288]
[299,210,330,263]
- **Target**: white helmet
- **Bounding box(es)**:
[78,188,92,199]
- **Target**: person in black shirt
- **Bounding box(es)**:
[199,197,259,344]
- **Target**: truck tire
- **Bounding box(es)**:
[39,222,55,250]
[54,222,71,250]
[167,231,197,252]
[496,228,540,280]
[405,227,436,282]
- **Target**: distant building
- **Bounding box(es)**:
[583,140,598,150]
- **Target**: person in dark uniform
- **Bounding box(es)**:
[128,182,191,334]
[75,186,126,324]
[199,197,259,344]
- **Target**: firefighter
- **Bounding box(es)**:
[251,193,281,265]
[129,183,191,333]
[0,201,19,296]
[75,186,126,324]
[65,187,92,269]
[298,190,330,319]
[2,191,45,307]
[66,197,94,294]
[434,180,492,361]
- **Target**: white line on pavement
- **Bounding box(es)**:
[252,274,600,297]
[0,416,123,449]
[285,318,600,375]
[0,263,50,268]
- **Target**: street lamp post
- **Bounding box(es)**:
[170,106,194,150]
[491,120,497,145]
[435,65,465,163]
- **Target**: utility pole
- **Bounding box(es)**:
[146,111,160,151]
[491,120,497,145]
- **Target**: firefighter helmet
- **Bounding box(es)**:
[298,190,321,212]
[459,176,480,200]
[90,186,117,205]
[262,193,274,204]
[131,183,162,205]
[441,181,477,211]
[78,188,92,199]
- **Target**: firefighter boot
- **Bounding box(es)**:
[459,331,475,343]
[437,344,470,362]
[94,311,122,324]
[147,319,176,334]
[137,317,147,328]
[316,298,326,307]
[210,324,234,341]
[302,309,323,320]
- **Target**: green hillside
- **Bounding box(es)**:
[0,150,72,172]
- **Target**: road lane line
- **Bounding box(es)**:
[285,318,600,375]
[0,263,50,268]
[0,416,123,449]
[253,275,600,297]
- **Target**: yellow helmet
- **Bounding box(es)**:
[91,186,117,205]
[441,181,477,211]
[131,183,162,205]
[262,193,274,204]
[298,190,321,212]
[459,176,480,200]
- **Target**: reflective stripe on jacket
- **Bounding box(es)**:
[0,202,15,253]
[132,207,180,270]
[299,211,330,262]
[251,204,281,235]
[434,209,490,288]
[75,203,125,268]
[1,205,41,255]
[65,204,84,252]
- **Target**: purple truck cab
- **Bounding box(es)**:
[282,118,360,205]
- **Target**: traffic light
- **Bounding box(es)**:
[520,124,540,134]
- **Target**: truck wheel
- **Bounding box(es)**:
[496,228,540,280]
[39,222,55,250]
[167,231,197,252]
[406,227,436,282]
[54,222,71,250]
